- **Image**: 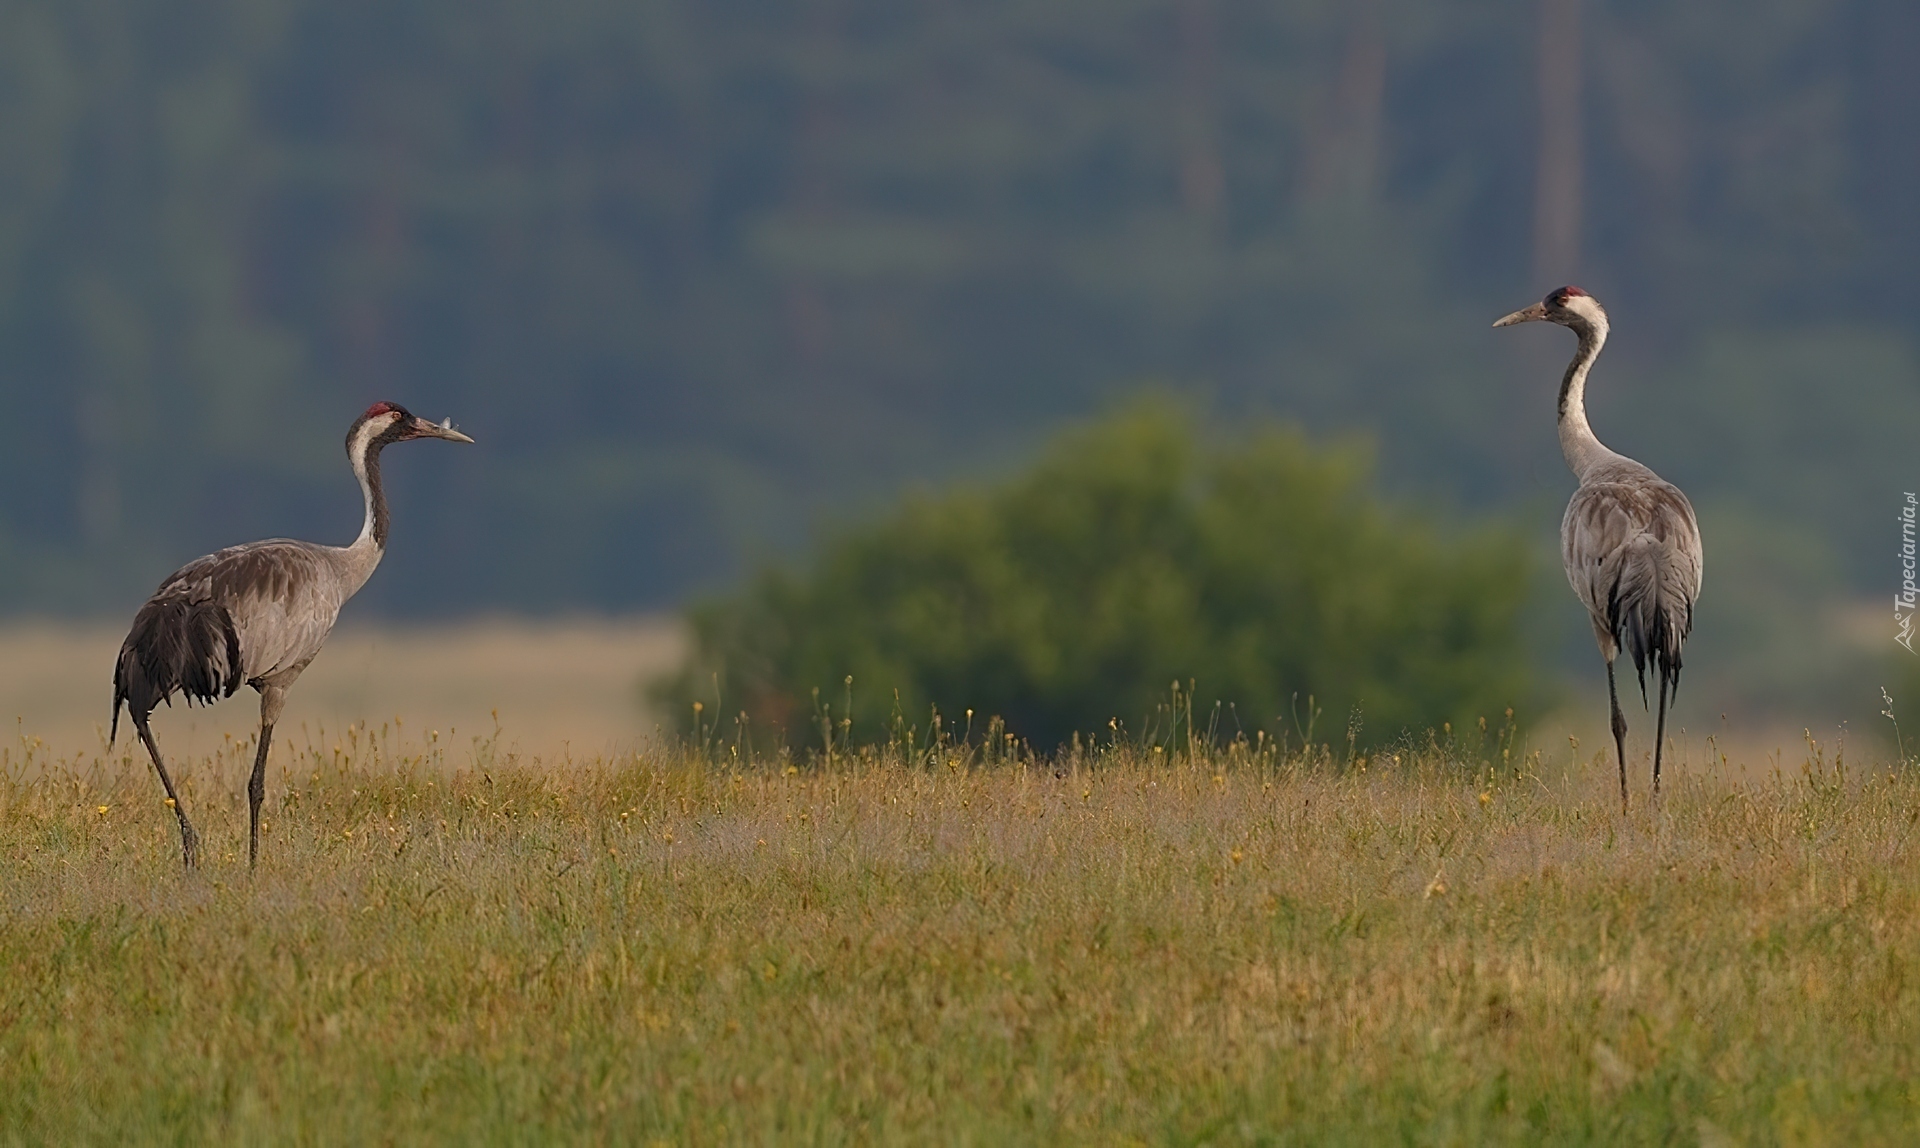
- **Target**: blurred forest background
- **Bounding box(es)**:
[1,0,1916,740]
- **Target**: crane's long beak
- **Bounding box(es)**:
[1492,302,1548,327]
[410,415,475,443]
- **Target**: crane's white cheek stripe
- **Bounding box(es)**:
[352,414,401,451]
[348,417,395,480]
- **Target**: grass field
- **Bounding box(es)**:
[2,720,1915,1144]
[0,617,685,765]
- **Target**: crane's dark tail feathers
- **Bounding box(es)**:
[110,597,244,746]
[1606,538,1692,711]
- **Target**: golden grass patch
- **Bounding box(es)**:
[2,731,1916,1142]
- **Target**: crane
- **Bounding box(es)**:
[1495,287,1702,813]
[111,401,474,869]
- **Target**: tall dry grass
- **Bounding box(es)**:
[1,721,1915,1143]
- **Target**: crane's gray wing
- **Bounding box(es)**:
[156,540,352,682]
[113,540,351,737]
[1562,475,1703,697]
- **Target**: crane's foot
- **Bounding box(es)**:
[178,822,201,870]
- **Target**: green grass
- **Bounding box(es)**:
[2,725,1916,1144]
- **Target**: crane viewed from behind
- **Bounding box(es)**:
[1495,287,1703,813]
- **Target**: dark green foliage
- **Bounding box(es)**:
[664,402,1536,749]
[0,1,1914,618]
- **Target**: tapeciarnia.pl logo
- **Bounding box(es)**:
[1900,492,1918,653]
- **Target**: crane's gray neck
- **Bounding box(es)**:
[343,424,391,591]
[1557,316,1616,479]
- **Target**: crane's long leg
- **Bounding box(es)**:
[1607,661,1629,815]
[248,722,274,871]
[1652,665,1672,803]
[135,719,199,869]
[250,684,289,872]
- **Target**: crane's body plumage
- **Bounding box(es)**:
[1561,463,1701,694]
[111,539,373,737]
[112,402,471,868]
[1497,287,1702,811]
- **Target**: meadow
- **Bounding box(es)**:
[2,711,1915,1145]
[0,617,685,765]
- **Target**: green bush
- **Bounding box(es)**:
[659,401,1537,750]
